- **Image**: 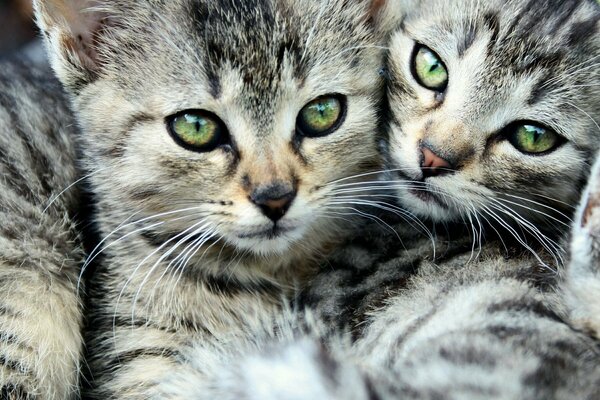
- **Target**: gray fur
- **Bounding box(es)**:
[20,0,600,398]
[0,59,84,399]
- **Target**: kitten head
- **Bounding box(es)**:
[385,0,600,232]
[35,0,386,263]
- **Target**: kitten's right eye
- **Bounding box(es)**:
[167,111,227,152]
[412,45,449,91]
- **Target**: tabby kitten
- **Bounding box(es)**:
[293,0,600,397]
[384,0,600,256]
[0,59,84,399]
[35,0,387,397]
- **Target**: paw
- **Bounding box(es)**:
[565,155,600,337]
[579,162,600,233]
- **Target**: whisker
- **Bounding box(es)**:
[42,167,108,214]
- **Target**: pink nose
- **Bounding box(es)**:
[421,147,453,178]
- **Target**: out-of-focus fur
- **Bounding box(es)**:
[0,59,83,399]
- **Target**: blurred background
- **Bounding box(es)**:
[0,0,36,57]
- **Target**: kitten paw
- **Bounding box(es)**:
[565,155,600,337]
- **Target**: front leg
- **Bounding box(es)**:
[83,276,293,399]
[564,154,600,337]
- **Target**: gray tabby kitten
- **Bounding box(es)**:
[34,0,387,397]
[0,60,84,399]
[384,0,600,260]
[157,1,600,398]
[297,0,600,397]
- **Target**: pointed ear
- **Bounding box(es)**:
[33,0,109,90]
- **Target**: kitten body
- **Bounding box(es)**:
[294,0,600,397]
[0,59,84,399]
[35,0,387,397]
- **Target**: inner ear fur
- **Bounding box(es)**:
[34,0,108,83]
[369,0,415,35]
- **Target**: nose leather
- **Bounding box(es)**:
[421,147,453,178]
[250,183,296,222]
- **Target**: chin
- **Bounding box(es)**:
[229,225,309,257]
[396,187,461,223]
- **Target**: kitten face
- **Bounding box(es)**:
[386,0,600,228]
[38,0,385,259]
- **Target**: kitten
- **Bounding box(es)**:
[383,0,600,259]
[295,0,600,397]
[34,0,387,397]
[0,59,84,399]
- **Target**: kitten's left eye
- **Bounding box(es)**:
[167,110,227,152]
[412,45,448,91]
[506,124,562,154]
[297,95,345,138]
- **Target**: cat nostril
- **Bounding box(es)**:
[250,184,297,223]
[420,146,453,179]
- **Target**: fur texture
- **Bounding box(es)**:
[564,153,600,339]
[0,59,84,399]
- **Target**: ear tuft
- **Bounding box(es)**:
[33,0,108,90]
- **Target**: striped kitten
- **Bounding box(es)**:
[0,60,84,399]
[35,0,387,397]
[293,1,600,397]
[384,0,600,258]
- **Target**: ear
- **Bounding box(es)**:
[33,0,109,91]
[368,0,410,34]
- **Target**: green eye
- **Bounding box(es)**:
[168,111,225,151]
[507,124,562,154]
[412,46,448,91]
[297,95,345,137]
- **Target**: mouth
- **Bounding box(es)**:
[396,171,448,209]
[236,224,296,240]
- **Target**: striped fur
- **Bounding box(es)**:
[21,0,600,397]
[0,59,84,399]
